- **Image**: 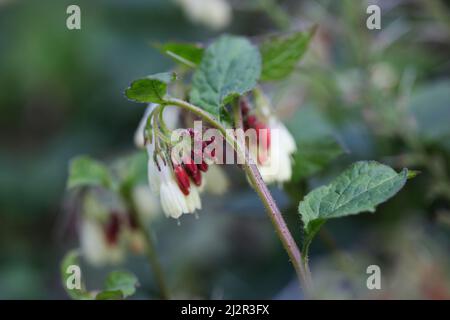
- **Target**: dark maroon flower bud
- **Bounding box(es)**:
[174,165,191,196]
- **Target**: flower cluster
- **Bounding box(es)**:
[134,92,296,220]
[138,105,219,219]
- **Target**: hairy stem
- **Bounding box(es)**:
[165,97,312,293]
[135,213,171,300]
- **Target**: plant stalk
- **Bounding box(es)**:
[122,188,170,299]
[165,97,312,293]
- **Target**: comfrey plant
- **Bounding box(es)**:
[62,29,414,299]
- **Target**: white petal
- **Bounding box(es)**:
[79,218,125,267]
[185,185,202,212]
[169,180,190,214]
[80,219,108,266]
[134,105,155,149]
[147,157,161,194]
[258,140,294,184]
[269,117,296,154]
[160,183,183,219]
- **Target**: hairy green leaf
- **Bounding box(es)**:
[67,156,112,190]
[104,271,138,298]
[157,42,204,67]
[125,72,176,103]
[190,35,261,117]
[260,27,315,81]
[299,161,408,234]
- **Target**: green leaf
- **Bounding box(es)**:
[407,170,421,180]
[190,35,261,117]
[103,271,138,298]
[286,105,344,180]
[67,156,112,190]
[299,161,408,234]
[60,250,92,300]
[157,42,204,68]
[125,72,176,103]
[260,27,315,81]
[95,290,124,300]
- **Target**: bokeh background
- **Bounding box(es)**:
[0,0,449,299]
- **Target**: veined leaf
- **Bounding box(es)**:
[157,42,204,68]
[299,161,408,233]
[103,271,138,298]
[298,161,409,258]
[260,27,316,81]
[125,72,176,103]
[190,35,261,117]
[67,156,112,190]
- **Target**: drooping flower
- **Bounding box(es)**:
[79,187,161,265]
[258,117,296,184]
[80,213,125,267]
[144,131,205,219]
[241,97,297,185]
[135,103,228,219]
[151,155,186,219]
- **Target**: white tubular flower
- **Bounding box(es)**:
[185,184,202,212]
[258,118,297,185]
[146,150,184,219]
[177,0,231,30]
[159,162,190,219]
[140,107,205,219]
[147,152,204,219]
[271,117,296,154]
[80,218,124,267]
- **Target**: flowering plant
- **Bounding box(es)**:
[62,29,412,299]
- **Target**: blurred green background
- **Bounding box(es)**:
[0,0,449,299]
